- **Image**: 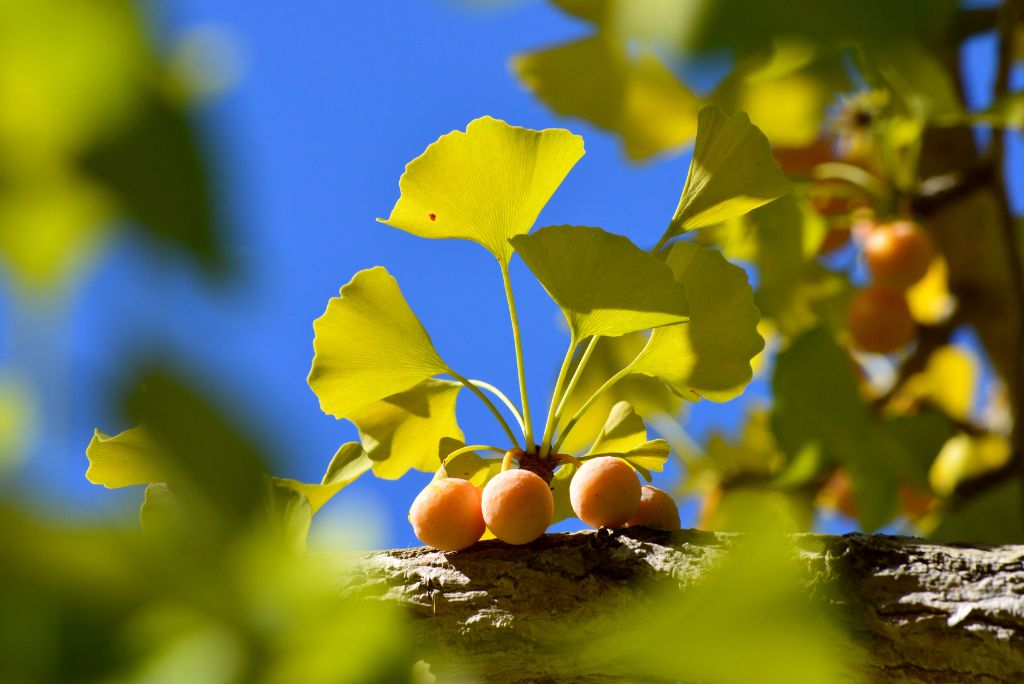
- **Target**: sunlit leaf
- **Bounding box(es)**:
[559,334,683,454]
[550,462,578,524]
[897,345,977,422]
[906,257,955,324]
[378,116,584,264]
[308,267,450,419]
[626,241,763,402]
[617,439,670,481]
[86,426,170,488]
[664,106,791,240]
[511,225,689,340]
[513,36,699,161]
[275,442,373,513]
[929,433,1011,498]
[348,379,464,480]
[586,401,647,455]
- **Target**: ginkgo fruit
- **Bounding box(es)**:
[481,468,553,545]
[409,478,486,552]
[864,221,934,290]
[847,287,916,353]
[624,485,681,530]
[570,456,641,528]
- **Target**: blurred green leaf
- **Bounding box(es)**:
[932,480,1024,545]
[772,328,901,531]
[79,88,224,270]
[308,267,450,420]
[626,241,763,402]
[378,116,584,265]
[664,106,791,240]
[511,225,690,340]
[513,36,699,160]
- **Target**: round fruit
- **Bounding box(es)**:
[625,486,681,530]
[847,287,916,353]
[409,478,485,552]
[481,469,553,545]
[864,221,934,290]
[570,456,641,529]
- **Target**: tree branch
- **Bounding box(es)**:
[352,529,1024,683]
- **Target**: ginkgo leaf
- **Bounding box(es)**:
[308,267,450,419]
[663,106,791,241]
[586,401,648,455]
[378,116,584,264]
[513,36,699,161]
[86,426,171,488]
[550,462,578,524]
[349,379,464,480]
[627,242,763,402]
[618,439,670,481]
[511,225,689,340]
[275,442,373,513]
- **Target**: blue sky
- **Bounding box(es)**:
[6,1,1019,548]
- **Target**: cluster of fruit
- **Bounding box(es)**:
[409,453,680,552]
[847,219,934,353]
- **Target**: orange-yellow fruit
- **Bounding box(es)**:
[409,478,485,552]
[864,221,934,290]
[625,486,681,530]
[847,287,916,353]
[570,456,641,529]
[481,469,552,545]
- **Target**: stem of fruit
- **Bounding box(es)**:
[501,449,518,472]
[553,453,583,467]
[468,379,525,434]
[550,335,599,434]
[501,261,535,451]
[551,364,632,455]
[450,370,523,450]
[436,444,506,479]
[539,336,578,458]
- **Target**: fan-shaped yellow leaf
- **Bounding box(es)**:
[378,116,584,264]
[586,401,647,455]
[664,106,791,241]
[348,379,464,480]
[86,426,170,488]
[627,242,763,401]
[510,225,689,340]
[308,267,449,419]
[275,442,372,513]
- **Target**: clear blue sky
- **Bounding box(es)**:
[7,1,1017,548]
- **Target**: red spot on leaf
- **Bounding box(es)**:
[429,213,437,221]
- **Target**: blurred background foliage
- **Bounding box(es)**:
[1,0,1023,681]
[515,0,1024,546]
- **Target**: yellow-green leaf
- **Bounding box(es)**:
[586,401,647,455]
[308,267,449,419]
[85,426,170,488]
[513,36,699,161]
[626,242,763,402]
[511,225,689,340]
[378,116,584,264]
[618,439,670,481]
[349,379,464,480]
[275,442,373,513]
[664,106,791,241]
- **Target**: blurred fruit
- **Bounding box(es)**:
[847,287,916,353]
[864,221,934,290]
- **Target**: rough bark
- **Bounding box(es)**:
[349,528,1024,683]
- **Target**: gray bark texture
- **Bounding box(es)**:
[351,528,1024,683]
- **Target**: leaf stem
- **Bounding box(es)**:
[501,262,535,451]
[437,444,506,479]
[551,364,633,455]
[468,378,525,433]
[550,336,599,436]
[539,337,578,458]
[449,370,523,450]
